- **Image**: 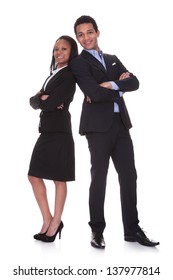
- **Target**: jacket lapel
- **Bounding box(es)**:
[42,67,66,91]
[47,68,65,87]
[81,50,107,73]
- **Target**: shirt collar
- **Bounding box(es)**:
[84,49,103,58]
[51,65,68,75]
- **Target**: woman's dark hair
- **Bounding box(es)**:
[50,35,78,72]
[74,15,98,35]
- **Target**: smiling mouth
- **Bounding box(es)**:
[84,40,92,45]
[56,55,64,59]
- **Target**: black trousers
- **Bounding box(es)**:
[86,114,139,235]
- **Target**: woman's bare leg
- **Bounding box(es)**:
[28,175,52,233]
[46,181,67,236]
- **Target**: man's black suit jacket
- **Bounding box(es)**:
[71,50,139,134]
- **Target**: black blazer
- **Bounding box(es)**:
[30,66,76,133]
[70,50,139,134]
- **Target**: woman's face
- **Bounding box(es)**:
[53,39,71,68]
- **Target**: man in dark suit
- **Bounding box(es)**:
[71,15,159,248]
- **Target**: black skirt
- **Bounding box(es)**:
[28,132,75,181]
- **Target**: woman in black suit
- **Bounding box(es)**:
[28,35,78,242]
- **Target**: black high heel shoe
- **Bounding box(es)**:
[33,225,50,240]
[33,232,47,240]
[39,221,64,243]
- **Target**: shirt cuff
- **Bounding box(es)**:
[110,81,119,90]
[110,82,123,96]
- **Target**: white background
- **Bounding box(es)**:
[0,0,173,279]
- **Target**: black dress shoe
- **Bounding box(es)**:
[124,228,160,247]
[91,232,105,249]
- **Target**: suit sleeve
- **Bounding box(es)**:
[111,55,139,92]
[70,58,120,103]
[39,72,75,111]
[29,91,42,109]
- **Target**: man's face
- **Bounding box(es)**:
[76,23,100,51]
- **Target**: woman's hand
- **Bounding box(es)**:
[40,94,49,100]
[40,94,64,109]
[86,96,91,103]
[57,104,64,109]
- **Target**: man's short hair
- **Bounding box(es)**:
[74,15,98,34]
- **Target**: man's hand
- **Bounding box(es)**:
[86,74,129,103]
[119,72,130,80]
[99,82,112,89]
